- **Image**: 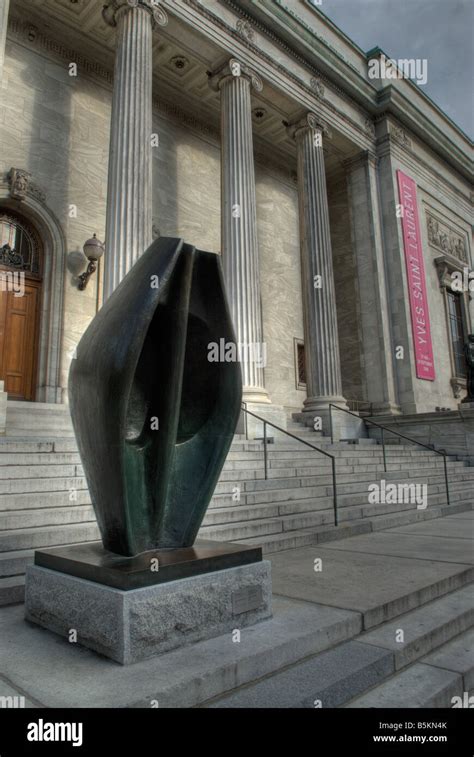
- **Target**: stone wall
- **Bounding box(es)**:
[384,121,473,413]
[256,167,304,412]
[0,39,109,401]
[328,171,364,402]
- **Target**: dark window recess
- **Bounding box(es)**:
[297,342,306,385]
[447,290,467,377]
[0,212,42,277]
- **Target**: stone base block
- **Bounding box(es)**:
[239,403,288,440]
[294,407,367,440]
[25,560,272,665]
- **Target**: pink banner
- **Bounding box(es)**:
[397,170,435,380]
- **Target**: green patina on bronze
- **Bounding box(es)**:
[68,237,242,557]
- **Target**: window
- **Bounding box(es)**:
[447,290,467,377]
[294,338,306,389]
[0,211,42,277]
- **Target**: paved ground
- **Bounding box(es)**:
[0,511,472,707]
[269,511,474,628]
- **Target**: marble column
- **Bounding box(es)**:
[0,0,10,83]
[288,113,347,420]
[209,59,269,404]
[102,0,167,300]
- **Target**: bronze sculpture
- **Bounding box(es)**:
[68,237,242,556]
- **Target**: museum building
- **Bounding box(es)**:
[0,0,472,425]
[0,0,473,606]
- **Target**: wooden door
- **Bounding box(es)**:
[0,280,40,400]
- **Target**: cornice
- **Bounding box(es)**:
[177,0,375,146]
[224,0,472,183]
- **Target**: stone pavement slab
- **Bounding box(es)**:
[318,531,474,565]
[388,517,474,540]
[269,545,473,628]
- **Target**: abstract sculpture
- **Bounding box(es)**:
[69,237,242,556]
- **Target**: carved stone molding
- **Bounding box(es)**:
[451,377,466,399]
[310,77,325,98]
[428,214,469,265]
[208,58,263,94]
[8,168,30,200]
[8,18,114,84]
[286,112,332,141]
[364,117,376,138]
[236,18,255,42]
[7,168,46,203]
[102,0,168,29]
[391,125,411,149]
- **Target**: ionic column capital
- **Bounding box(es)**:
[208,58,263,93]
[102,0,168,29]
[286,112,331,141]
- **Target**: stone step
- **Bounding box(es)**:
[0,452,81,466]
[0,476,88,494]
[235,502,472,554]
[0,522,100,552]
[0,575,25,607]
[212,467,471,495]
[208,639,395,708]
[0,548,35,577]
[357,583,474,670]
[224,447,447,462]
[0,596,364,704]
[0,489,92,511]
[206,587,474,709]
[0,505,95,531]
[211,483,472,512]
[0,440,56,453]
[345,628,474,708]
[0,464,79,480]
[347,662,463,708]
[202,499,473,544]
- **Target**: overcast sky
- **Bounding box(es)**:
[316,0,473,137]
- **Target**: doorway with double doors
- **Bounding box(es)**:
[0,209,42,401]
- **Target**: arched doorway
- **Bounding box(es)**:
[0,209,43,400]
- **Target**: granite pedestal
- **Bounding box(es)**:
[25,540,272,665]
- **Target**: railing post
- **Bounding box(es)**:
[443,454,450,506]
[332,457,338,526]
[263,420,268,480]
[381,426,387,472]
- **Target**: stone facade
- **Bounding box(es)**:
[0,0,471,420]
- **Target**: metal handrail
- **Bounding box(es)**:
[329,404,450,506]
[240,404,339,526]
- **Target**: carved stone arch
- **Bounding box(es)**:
[0,172,66,403]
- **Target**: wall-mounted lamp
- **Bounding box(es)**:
[78,234,104,291]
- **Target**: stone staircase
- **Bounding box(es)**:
[207,575,474,708]
[0,413,473,606]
